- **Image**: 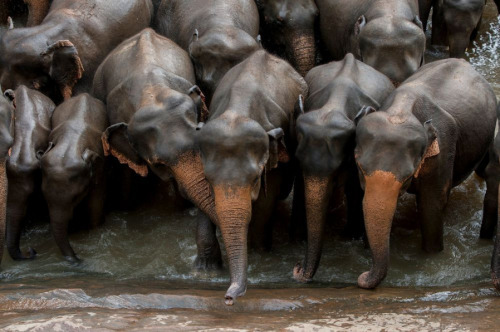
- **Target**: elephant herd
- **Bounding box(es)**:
[0,0,499,305]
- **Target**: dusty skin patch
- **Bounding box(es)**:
[414,138,440,178]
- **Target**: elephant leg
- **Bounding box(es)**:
[48,203,80,263]
[491,184,500,290]
[6,175,36,260]
[431,3,448,46]
[419,0,434,32]
[481,157,500,239]
[343,170,365,239]
[417,181,450,253]
[495,0,500,15]
[87,184,105,229]
[0,0,8,25]
[290,172,307,242]
[195,213,222,270]
[24,0,50,26]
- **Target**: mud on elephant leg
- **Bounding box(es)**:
[6,174,37,260]
[195,213,222,270]
[24,0,50,26]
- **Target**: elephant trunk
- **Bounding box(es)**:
[214,185,252,305]
[171,152,218,224]
[288,30,316,77]
[0,160,6,266]
[492,184,500,291]
[358,171,401,289]
[293,176,330,282]
[448,33,469,59]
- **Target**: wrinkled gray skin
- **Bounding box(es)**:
[94,29,222,269]
[255,0,318,76]
[0,94,14,269]
[481,104,500,291]
[41,94,108,262]
[292,54,394,284]
[4,86,54,261]
[155,0,260,104]
[426,0,485,58]
[315,0,425,83]
[0,0,152,103]
[198,50,308,305]
[355,59,497,289]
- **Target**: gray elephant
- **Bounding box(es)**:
[197,50,308,305]
[315,0,425,83]
[41,94,108,262]
[95,29,222,269]
[155,0,260,103]
[3,86,55,260]
[255,0,318,76]
[0,94,14,269]
[423,0,485,58]
[292,54,395,283]
[354,59,497,289]
[0,0,153,103]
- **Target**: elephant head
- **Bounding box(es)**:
[352,15,425,84]
[198,113,289,305]
[256,0,318,76]
[0,27,84,102]
[354,108,439,289]
[442,0,484,58]
[293,100,357,281]
[102,86,218,222]
[0,93,14,268]
[188,29,260,103]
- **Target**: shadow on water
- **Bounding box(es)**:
[1,1,500,330]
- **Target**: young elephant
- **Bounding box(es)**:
[197,50,308,305]
[430,0,485,58]
[0,0,153,103]
[4,86,55,261]
[41,94,108,262]
[95,29,222,269]
[315,0,425,84]
[292,54,394,283]
[354,59,497,289]
[255,0,318,76]
[0,94,14,269]
[155,0,260,103]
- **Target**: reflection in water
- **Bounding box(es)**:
[1,2,500,330]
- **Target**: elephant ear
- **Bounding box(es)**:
[102,123,148,177]
[414,120,440,178]
[267,128,290,170]
[188,85,209,123]
[354,106,376,125]
[41,40,84,101]
[354,15,367,36]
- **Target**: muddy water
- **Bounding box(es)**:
[1,2,500,330]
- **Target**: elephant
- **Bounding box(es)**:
[94,29,222,269]
[428,0,485,58]
[0,0,153,103]
[354,58,497,289]
[480,103,500,291]
[197,50,308,305]
[0,0,51,27]
[292,53,395,283]
[254,0,318,76]
[315,0,426,84]
[0,94,14,269]
[155,0,260,104]
[40,93,108,262]
[3,86,55,261]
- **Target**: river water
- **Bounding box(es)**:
[1,2,500,331]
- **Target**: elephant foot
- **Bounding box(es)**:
[224,283,246,306]
[492,271,500,291]
[9,247,37,260]
[357,271,384,289]
[194,254,223,271]
[64,255,82,265]
[292,262,312,283]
